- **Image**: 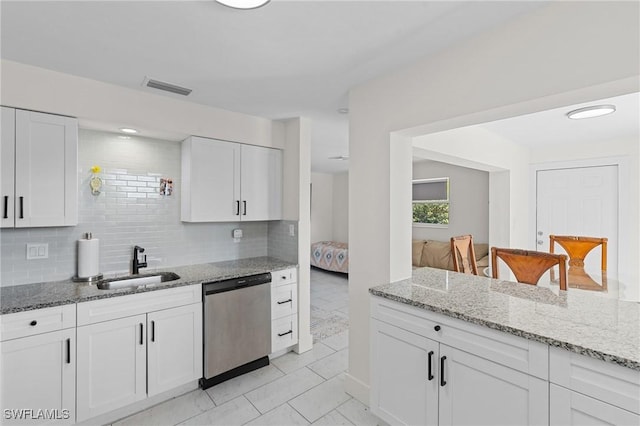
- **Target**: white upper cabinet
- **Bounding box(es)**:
[1,107,78,228]
[181,136,282,222]
[1,107,16,228]
[241,143,282,221]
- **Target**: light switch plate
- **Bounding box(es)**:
[26,243,48,259]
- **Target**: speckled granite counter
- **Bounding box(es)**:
[1,257,296,314]
[370,267,640,370]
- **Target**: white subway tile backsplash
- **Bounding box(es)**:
[1,129,298,287]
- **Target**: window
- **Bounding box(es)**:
[412,178,449,226]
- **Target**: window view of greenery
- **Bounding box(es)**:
[413,202,449,225]
[412,177,449,225]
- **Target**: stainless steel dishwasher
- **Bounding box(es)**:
[200,272,271,389]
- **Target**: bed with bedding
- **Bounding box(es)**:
[311,241,349,274]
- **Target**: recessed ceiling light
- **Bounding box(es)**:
[337,108,349,114]
[566,104,616,120]
[119,128,138,134]
[216,0,270,10]
[329,155,349,161]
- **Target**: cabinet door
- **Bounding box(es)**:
[438,345,548,426]
[1,329,75,424]
[147,303,203,397]
[14,110,77,227]
[1,106,15,228]
[240,144,282,221]
[550,384,639,426]
[181,136,241,222]
[76,314,146,422]
[370,320,439,426]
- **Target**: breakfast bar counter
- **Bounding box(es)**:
[370,266,639,369]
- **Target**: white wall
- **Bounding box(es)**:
[310,171,349,245]
[281,117,313,354]
[311,172,334,243]
[347,1,639,404]
[1,60,280,149]
[332,172,349,244]
[412,160,489,243]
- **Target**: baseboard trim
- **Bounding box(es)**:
[344,373,370,405]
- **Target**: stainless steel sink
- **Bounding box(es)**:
[96,272,180,290]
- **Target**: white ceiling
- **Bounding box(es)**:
[0,0,547,173]
[478,92,640,148]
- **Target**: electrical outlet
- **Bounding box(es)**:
[26,243,48,260]
[288,224,295,237]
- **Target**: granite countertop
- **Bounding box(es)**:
[1,257,296,314]
[370,267,640,370]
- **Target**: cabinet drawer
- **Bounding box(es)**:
[550,347,640,414]
[272,284,297,320]
[272,315,298,352]
[371,296,548,379]
[77,285,201,326]
[272,268,297,287]
[1,304,76,341]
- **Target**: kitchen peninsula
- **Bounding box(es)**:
[369,267,639,426]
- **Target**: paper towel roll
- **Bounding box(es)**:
[78,238,100,279]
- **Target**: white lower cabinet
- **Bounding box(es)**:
[550,384,639,426]
[1,329,76,424]
[438,345,548,426]
[371,319,547,426]
[0,305,76,424]
[147,304,203,397]
[372,320,438,426]
[549,347,639,425]
[76,286,202,422]
[371,296,549,426]
[76,314,147,421]
[271,268,298,353]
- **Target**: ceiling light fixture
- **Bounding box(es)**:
[337,108,349,114]
[329,155,349,161]
[215,0,270,10]
[566,104,616,120]
[119,128,138,134]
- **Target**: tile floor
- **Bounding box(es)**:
[111,268,386,426]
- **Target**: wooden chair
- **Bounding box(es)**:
[491,247,568,291]
[450,235,479,275]
[549,235,607,271]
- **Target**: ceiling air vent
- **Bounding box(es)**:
[142,77,192,96]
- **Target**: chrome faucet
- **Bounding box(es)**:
[132,245,147,275]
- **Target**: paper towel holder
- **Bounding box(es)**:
[73,232,104,283]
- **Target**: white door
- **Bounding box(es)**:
[536,166,618,276]
[1,107,15,228]
[438,345,548,426]
[550,384,639,426]
[1,329,75,424]
[76,314,147,422]
[14,110,77,227]
[370,320,439,426]
[147,304,202,397]
[240,144,282,221]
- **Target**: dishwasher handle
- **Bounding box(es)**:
[204,272,272,296]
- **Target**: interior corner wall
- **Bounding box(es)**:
[332,172,349,244]
[347,1,639,405]
[412,160,489,243]
[281,117,313,354]
[310,172,334,243]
